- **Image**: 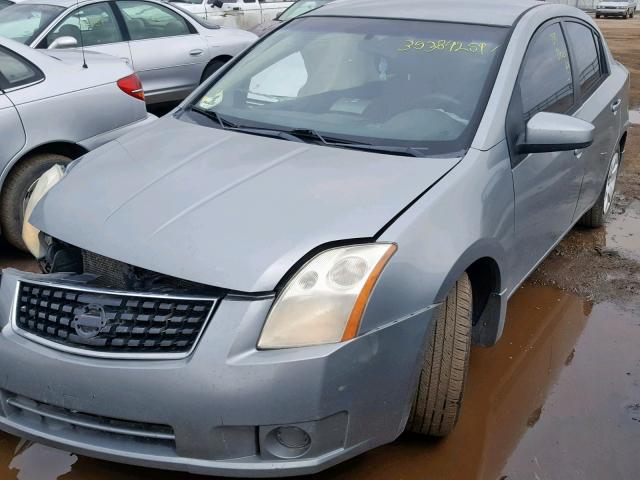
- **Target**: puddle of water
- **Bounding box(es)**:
[607,199,640,262]
[0,285,637,480]
[629,109,640,125]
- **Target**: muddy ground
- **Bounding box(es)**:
[0,15,638,480]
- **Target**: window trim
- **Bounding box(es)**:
[0,46,45,92]
[562,19,609,106]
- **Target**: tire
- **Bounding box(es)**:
[200,59,228,84]
[406,273,472,437]
[0,153,71,251]
[596,13,601,18]
[579,146,621,228]
[631,9,635,18]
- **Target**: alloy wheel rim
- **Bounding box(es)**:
[604,152,620,216]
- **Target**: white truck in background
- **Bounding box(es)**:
[171,0,294,30]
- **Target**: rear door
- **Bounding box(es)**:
[563,20,621,218]
[508,21,584,282]
[39,2,132,67]
[115,0,208,103]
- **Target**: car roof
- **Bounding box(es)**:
[305,0,546,27]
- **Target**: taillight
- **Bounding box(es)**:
[117,74,144,101]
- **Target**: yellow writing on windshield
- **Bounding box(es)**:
[398,39,495,55]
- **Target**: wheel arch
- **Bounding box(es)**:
[0,141,87,191]
[200,55,233,83]
[433,241,508,347]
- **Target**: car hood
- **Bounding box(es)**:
[597,1,629,6]
[31,115,461,292]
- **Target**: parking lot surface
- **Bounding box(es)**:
[0,16,638,480]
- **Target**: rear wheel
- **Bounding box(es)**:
[631,8,635,18]
[406,273,472,436]
[579,146,621,228]
[596,13,601,18]
[0,153,71,251]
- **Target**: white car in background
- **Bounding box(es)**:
[170,0,293,29]
[596,0,636,18]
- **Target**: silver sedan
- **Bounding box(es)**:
[0,0,257,105]
[0,36,155,251]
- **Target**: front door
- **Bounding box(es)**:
[116,0,208,103]
[40,2,132,67]
[509,22,584,282]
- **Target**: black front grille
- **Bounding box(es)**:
[15,281,217,357]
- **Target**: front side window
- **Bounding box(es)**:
[190,17,507,155]
[45,2,123,47]
[0,47,43,89]
[519,23,574,121]
[0,4,64,45]
[564,22,604,100]
[117,1,191,40]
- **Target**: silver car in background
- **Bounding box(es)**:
[0,37,154,251]
[0,0,257,105]
[596,0,636,18]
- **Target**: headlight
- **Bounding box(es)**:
[258,243,397,349]
[22,164,65,259]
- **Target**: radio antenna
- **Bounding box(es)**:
[75,0,88,68]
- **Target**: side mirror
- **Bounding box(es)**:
[48,36,78,50]
[208,0,224,7]
[517,112,595,154]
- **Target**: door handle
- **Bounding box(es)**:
[611,98,622,113]
[120,57,130,65]
[574,149,583,159]
[189,49,204,56]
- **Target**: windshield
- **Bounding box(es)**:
[189,17,507,155]
[279,0,332,21]
[0,4,64,44]
[0,0,13,12]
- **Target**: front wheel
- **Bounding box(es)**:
[579,146,621,228]
[0,153,71,251]
[406,273,472,436]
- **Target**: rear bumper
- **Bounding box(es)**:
[0,269,434,477]
[78,113,157,151]
[596,8,629,15]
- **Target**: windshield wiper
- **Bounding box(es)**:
[326,143,428,157]
[189,105,238,129]
[189,106,304,143]
[288,129,427,157]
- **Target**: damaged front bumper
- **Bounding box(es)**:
[0,269,434,477]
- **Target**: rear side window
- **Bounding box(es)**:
[0,47,43,90]
[519,23,574,121]
[564,22,605,100]
[117,1,191,40]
